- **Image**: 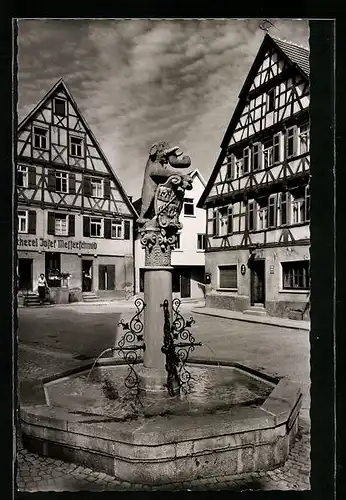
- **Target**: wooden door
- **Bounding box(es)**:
[18,258,33,291]
[82,260,93,292]
[180,269,191,298]
[250,260,265,305]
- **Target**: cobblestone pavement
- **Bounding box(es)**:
[16,419,310,492]
[16,304,311,491]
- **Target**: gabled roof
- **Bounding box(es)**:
[18,78,138,218]
[198,34,310,208]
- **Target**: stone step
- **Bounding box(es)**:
[243,308,268,316]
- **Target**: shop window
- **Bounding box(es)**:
[33,126,48,150]
[55,171,69,193]
[183,198,194,216]
[282,260,310,290]
[219,265,237,289]
[54,98,66,117]
[111,219,123,239]
[98,264,115,290]
[90,217,103,237]
[91,178,103,198]
[197,234,206,250]
[69,136,83,158]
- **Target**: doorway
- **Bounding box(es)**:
[250,259,265,305]
[82,260,93,292]
[45,252,61,287]
[180,268,191,298]
[18,258,33,291]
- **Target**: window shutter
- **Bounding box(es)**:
[83,176,91,196]
[98,265,105,291]
[219,266,237,289]
[104,178,111,199]
[69,173,76,194]
[28,166,36,188]
[124,220,130,240]
[68,214,75,236]
[227,206,233,234]
[257,143,263,170]
[83,216,90,237]
[47,212,55,235]
[28,211,36,234]
[107,265,115,290]
[47,169,56,191]
[104,218,112,239]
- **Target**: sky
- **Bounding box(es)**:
[17,19,309,200]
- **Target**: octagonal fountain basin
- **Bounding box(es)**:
[20,360,303,485]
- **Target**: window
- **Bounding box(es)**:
[18,210,28,233]
[91,178,103,198]
[243,147,250,174]
[236,158,243,177]
[273,133,281,164]
[111,219,123,239]
[267,88,275,112]
[263,140,273,168]
[174,233,181,249]
[33,127,48,150]
[282,261,310,290]
[291,186,309,224]
[252,143,262,171]
[227,206,233,234]
[219,265,237,289]
[226,154,234,180]
[268,194,277,228]
[257,207,268,230]
[286,126,297,158]
[18,165,28,188]
[70,136,83,157]
[299,123,310,155]
[183,198,194,216]
[54,98,66,117]
[55,214,68,236]
[55,172,68,193]
[248,201,256,231]
[279,191,290,226]
[197,234,206,250]
[213,209,219,236]
[90,217,103,237]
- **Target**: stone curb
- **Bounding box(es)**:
[191,307,310,331]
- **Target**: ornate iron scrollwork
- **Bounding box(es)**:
[114,298,146,404]
[161,298,202,396]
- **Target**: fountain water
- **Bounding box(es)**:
[20,142,303,486]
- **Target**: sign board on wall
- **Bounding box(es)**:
[18,236,97,251]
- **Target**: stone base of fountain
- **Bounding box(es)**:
[20,360,302,485]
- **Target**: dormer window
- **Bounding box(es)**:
[54,98,66,117]
[267,88,275,113]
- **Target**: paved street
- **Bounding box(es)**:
[16,302,310,491]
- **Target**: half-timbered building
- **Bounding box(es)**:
[16,79,137,302]
[198,34,310,320]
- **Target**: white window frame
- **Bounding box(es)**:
[90,217,103,237]
[33,126,48,150]
[69,135,83,158]
[18,210,28,233]
[197,233,206,250]
[111,219,123,239]
[183,198,194,216]
[286,126,297,158]
[263,144,273,168]
[235,158,243,177]
[91,178,104,199]
[243,146,250,174]
[55,214,68,236]
[273,133,281,164]
[17,165,28,188]
[291,198,305,224]
[252,143,262,171]
[257,206,268,230]
[55,171,69,193]
[299,123,310,155]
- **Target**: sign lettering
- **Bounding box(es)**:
[17,237,97,251]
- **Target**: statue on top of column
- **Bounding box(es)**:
[137,142,193,266]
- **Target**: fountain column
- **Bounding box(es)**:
[139,225,174,392]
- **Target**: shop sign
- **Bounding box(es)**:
[17,236,97,251]
[240,264,246,275]
[270,265,274,274]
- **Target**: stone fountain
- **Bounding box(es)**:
[20,142,303,486]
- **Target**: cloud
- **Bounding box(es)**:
[16,19,310,199]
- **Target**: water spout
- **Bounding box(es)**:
[86,347,115,384]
